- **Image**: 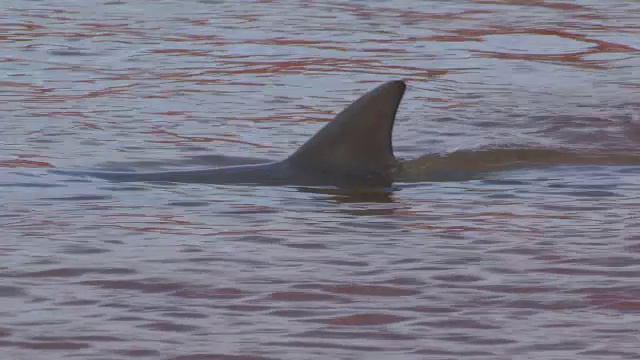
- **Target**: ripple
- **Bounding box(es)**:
[15,267,135,278]
[169,354,274,360]
[0,340,90,350]
[171,287,247,300]
[113,349,161,357]
[41,195,113,201]
[168,201,210,207]
[415,318,500,330]
[138,321,200,332]
[269,291,342,302]
[79,279,185,293]
[0,182,65,188]
[264,340,383,352]
[322,284,421,297]
[321,313,408,326]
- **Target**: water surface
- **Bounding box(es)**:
[1,0,640,359]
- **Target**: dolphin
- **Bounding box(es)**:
[51,80,407,189]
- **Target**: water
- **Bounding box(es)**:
[1,0,640,359]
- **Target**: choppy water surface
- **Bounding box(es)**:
[2,0,640,359]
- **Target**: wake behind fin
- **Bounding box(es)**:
[286,80,406,187]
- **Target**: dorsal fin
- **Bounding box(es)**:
[286,80,406,187]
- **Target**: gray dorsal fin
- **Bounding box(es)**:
[286,80,406,187]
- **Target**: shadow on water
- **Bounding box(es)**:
[296,186,395,204]
[294,186,404,216]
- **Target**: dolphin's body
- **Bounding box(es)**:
[52,80,407,188]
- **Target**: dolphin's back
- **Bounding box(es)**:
[51,162,292,185]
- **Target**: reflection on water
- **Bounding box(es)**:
[1,0,640,359]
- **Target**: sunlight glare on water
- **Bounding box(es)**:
[1,0,640,359]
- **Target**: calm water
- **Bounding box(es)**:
[2,0,640,359]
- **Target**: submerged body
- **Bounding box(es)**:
[52,80,406,189]
[54,162,290,185]
[54,159,399,188]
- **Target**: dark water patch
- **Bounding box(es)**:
[294,329,417,341]
[225,304,271,312]
[57,178,93,184]
[113,348,161,357]
[436,334,517,345]
[14,267,135,278]
[516,340,587,352]
[338,219,403,231]
[79,279,185,293]
[539,204,611,212]
[268,291,343,302]
[59,244,111,255]
[11,320,68,327]
[505,299,588,311]
[171,287,246,300]
[55,298,100,306]
[41,195,113,201]
[48,49,99,57]
[160,311,208,319]
[220,207,281,215]
[30,335,123,342]
[533,267,640,278]
[469,284,562,294]
[619,166,640,174]
[416,318,500,330]
[0,182,65,188]
[430,273,485,283]
[179,246,205,253]
[558,190,620,197]
[413,348,496,357]
[486,192,519,199]
[138,321,200,332]
[381,277,426,286]
[169,354,274,360]
[318,313,408,326]
[284,242,328,249]
[321,284,421,297]
[101,185,149,191]
[556,256,640,268]
[148,256,267,267]
[481,179,530,186]
[0,286,28,297]
[108,316,147,322]
[626,243,640,253]
[263,340,383,352]
[268,309,318,318]
[547,182,619,190]
[578,350,640,358]
[168,201,210,207]
[0,340,90,350]
[28,296,50,304]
